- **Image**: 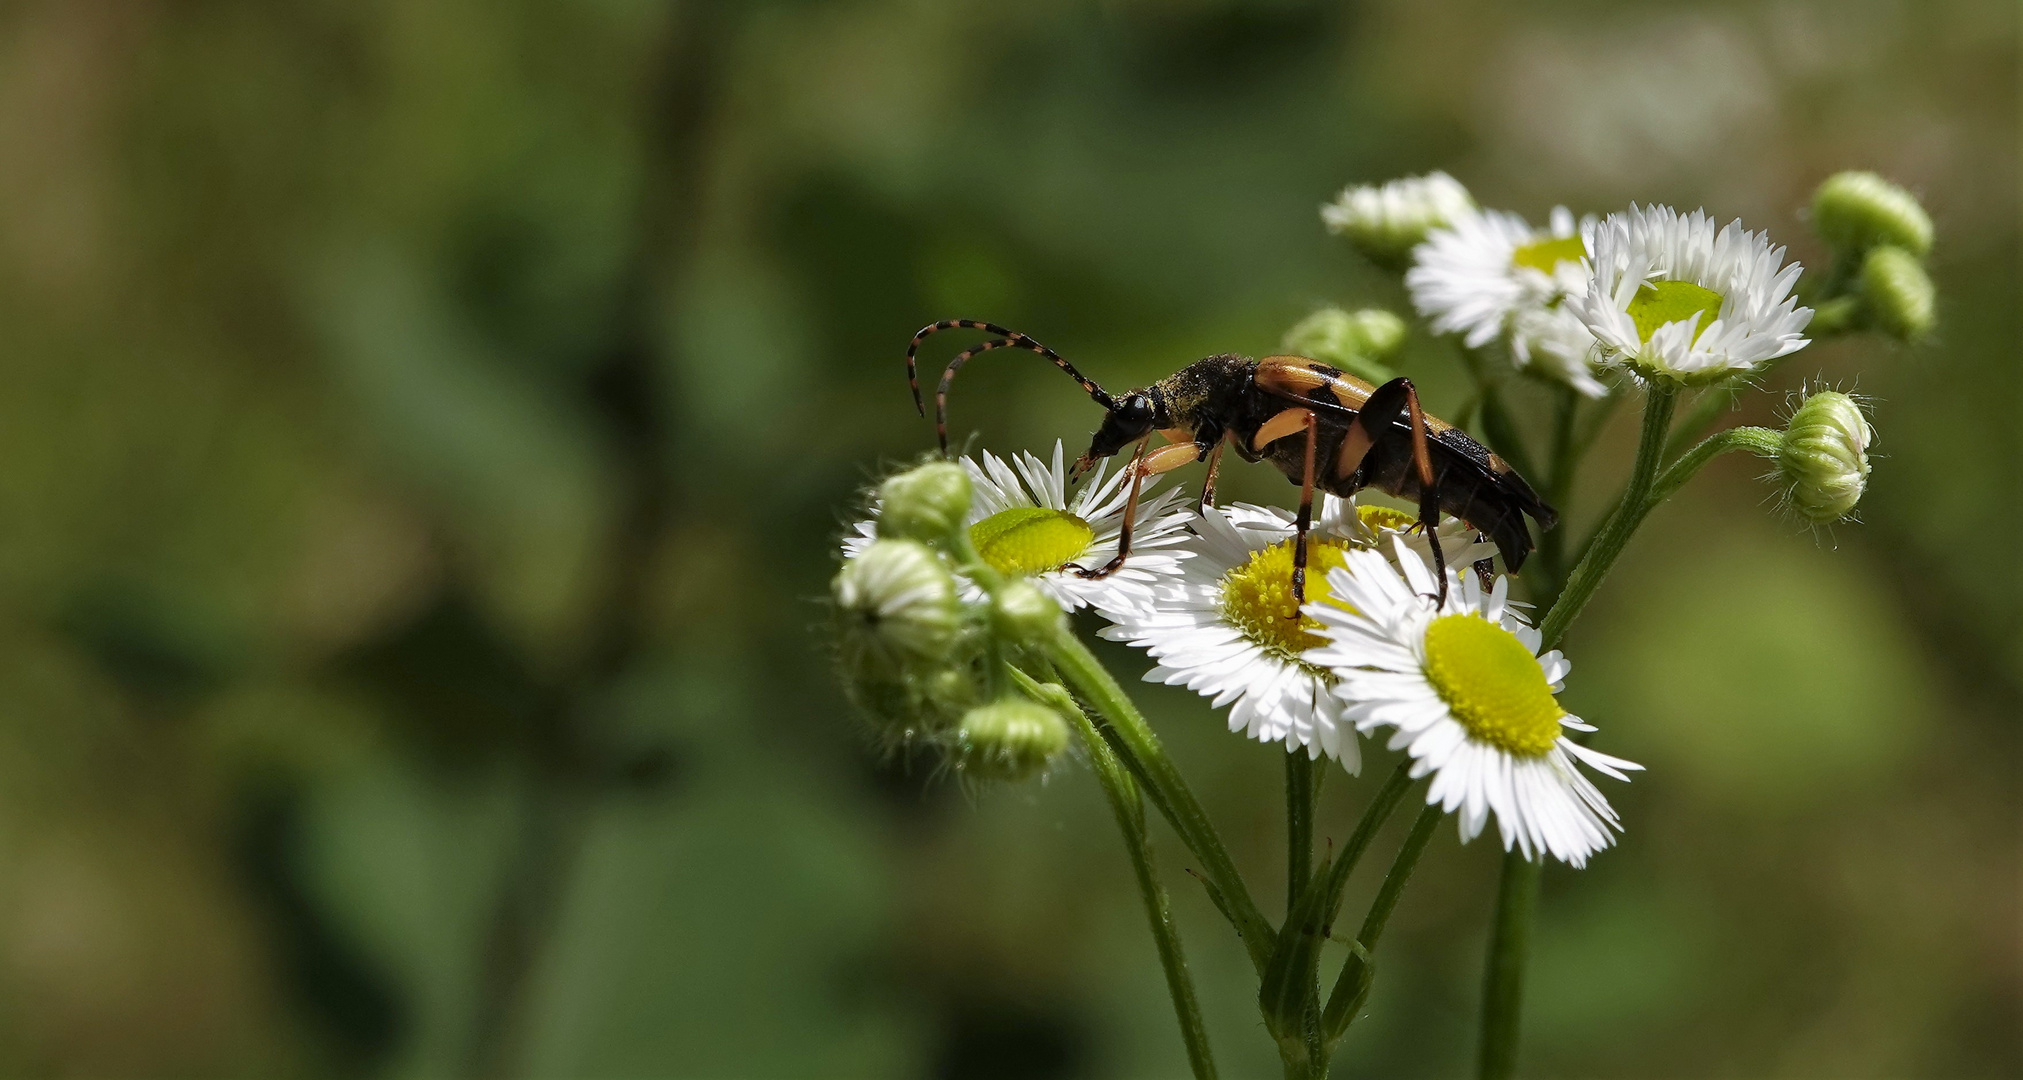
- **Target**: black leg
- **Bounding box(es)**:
[1351,378,1449,604]
[1197,438,1225,514]
[1290,411,1319,610]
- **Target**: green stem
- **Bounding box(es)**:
[1352,802,1442,955]
[1287,752,1316,922]
[1319,760,1416,931]
[1014,670,1219,1080]
[1043,630,1276,970]
[1664,383,1745,461]
[1537,387,1579,584]
[1648,426,1782,507]
[1476,384,1676,1080]
[1476,852,1542,1080]
[1536,383,1678,650]
[1478,382,1540,483]
[1320,802,1442,1040]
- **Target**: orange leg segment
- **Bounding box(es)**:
[1069,437,1152,581]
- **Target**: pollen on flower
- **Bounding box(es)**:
[969,507,1094,575]
[1627,280,1724,344]
[1355,504,1418,535]
[1510,234,1584,273]
[1218,539,1355,658]
[1420,614,1563,757]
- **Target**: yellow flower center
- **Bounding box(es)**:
[1626,280,1724,344]
[1420,614,1563,757]
[1357,504,1418,534]
[969,507,1094,575]
[1510,234,1586,273]
[1219,539,1355,660]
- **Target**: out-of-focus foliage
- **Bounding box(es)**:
[0,1,2012,1078]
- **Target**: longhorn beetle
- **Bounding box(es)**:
[905,320,1557,607]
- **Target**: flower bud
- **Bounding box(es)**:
[1321,172,1475,266]
[948,696,1070,783]
[833,539,962,668]
[1778,392,1873,523]
[989,578,1064,646]
[842,661,978,743]
[877,461,972,544]
[1283,307,1408,381]
[1859,245,1936,341]
[1810,171,1933,258]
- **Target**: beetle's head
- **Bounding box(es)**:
[1072,390,1159,480]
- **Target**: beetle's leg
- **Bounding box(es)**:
[1402,382,1450,604]
[1290,410,1320,610]
[1197,437,1226,514]
[1252,406,1315,451]
[1068,436,1196,579]
[1344,378,1450,604]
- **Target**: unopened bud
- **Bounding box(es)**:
[948,696,1070,782]
[990,579,1064,646]
[877,461,972,544]
[1321,172,1475,266]
[1778,392,1873,523]
[1284,307,1408,381]
[842,661,978,743]
[1811,172,1933,258]
[1859,245,1936,341]
[833,539,961,668]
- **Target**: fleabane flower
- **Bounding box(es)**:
[1095,496,1495,772]
[1323,172,1477,265]
[846,441,1192,613]
[1408,205,1609,398]
[1568,204,1812,386]
[1307,541,1642,867]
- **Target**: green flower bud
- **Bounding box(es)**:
[1858,245,1936,341]
[989,579,1064,646]
[1321,172,1475,266]
[1778,392,1873,523]
[833,539,961,668]
[948,696,1070,783]
[1283,307,1407,381]
[1810,171,1933,258]
[842,660,978,743]
[877,461,972,544]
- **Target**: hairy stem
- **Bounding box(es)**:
[1477,384,1677,1080]
[1016,670,1218,1080]
[1321,802,1442,1040]
[1043,630,1276,970]
[1649,426,1782,507]
[1537,383,1678,650]
[1319,760,1417,932]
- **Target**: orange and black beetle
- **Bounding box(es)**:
[905,320,1557,605]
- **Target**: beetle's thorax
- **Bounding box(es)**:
[1151,353,1257,432]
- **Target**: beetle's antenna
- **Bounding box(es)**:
[909,320,1114,455]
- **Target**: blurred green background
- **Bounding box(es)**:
[0,1,2014,1077]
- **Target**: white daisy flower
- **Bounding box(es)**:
[1095,496,1497,772]
[1322,171,1477,264]
[845,441,1193,613]
[1567,204,1812,386]
[1509,305,1609,399]
[1306,541,1642,867]
[1408,206,1609,399]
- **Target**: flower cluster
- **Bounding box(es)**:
[839,450,1638,866]
[837,165,1923,1078]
